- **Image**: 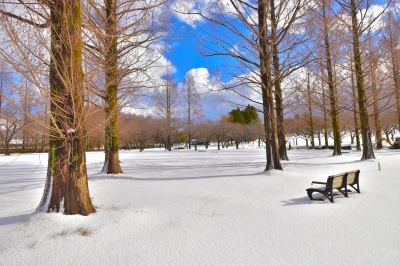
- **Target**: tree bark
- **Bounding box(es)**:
[258,0,282,171]
[4,142,11,156]
[350,58,361,150]
[321,67,329,149]
[270,0,288,161]
[103,0,123,174]
[370,57,382,149]
[307,70,315,149]
[322,0,341,155]
[350,0,374,159]
[387,13,400,132]
[38,0,95,215]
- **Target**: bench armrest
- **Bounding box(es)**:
[311,181,327,185]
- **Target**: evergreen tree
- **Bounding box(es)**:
[243,105,260,123]
[229,106,259,125]
[229,108,246,124]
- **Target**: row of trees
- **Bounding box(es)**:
[283,0,399,152]
[4,99,397,153]
[174,0,399,166]
[119,112,263,151]
[285,112,399,148]
[114,105,261,150]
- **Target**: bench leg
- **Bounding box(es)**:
[307,189,328,202]
[338,188,348,198]
[307,189,315,200]
[326,193,334,203]
[350,184,360,193]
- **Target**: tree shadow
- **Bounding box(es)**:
[284,160,361,167]
[0,213,33,226]
[91,171,264,182]
[0,178,45,196]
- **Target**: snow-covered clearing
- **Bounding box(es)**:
[1,147,399,265]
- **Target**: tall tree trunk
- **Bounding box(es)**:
[258,0,282,171]
[322,0,341,155]
[387,13,400,131]
[318,131,321,146]
[268,87,281,169]
[392,58,400,132]
[38,0,95,215]
[270,0,288,161]
[188,113,192,149]
[372,93,382,149]
[321,67,329,149]
[22,82,29,150]
[4,141,10,156]
[102,142,109,172]
[350,58,361,150]
[307,70,315,149]
[103,0,123,174]
[261,87,273,170]
[370,58,382,149]
[259,0,272,170]
[350,0,374,159]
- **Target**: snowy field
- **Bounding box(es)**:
[1,147,400,265]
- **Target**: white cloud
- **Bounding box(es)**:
[185,67,212,94]
[171,0,205,27]
[171,0,247,27]
[365,4,387,32]
[181,67,264,119]
[336,3,390,33]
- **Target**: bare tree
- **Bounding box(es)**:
[173,0,313,170]
[230,122,245,149]
[0,86,22,155]
[153,73,181,151]
[306,68,316,149]
[319,0,342,154]
[335,0,388,159]
[196,121,214,149]
[181,72,204,149]
[268,0,312,160]
[1,0,95,215]
[381,111,398,142]
[349,57,362,150]
[211,118,233,150]
[129,115,157,151]
[319,61,330,148]
[290,69,324,148]
[365,36,384,149]
[293,113,312,148]
[382,10,400,131]
[83,0,168,173]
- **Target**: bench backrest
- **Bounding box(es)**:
[328,173,347,189]
[346,170,360,185]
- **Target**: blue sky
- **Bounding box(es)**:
[160,4,261,121]
[165,18,226,84]
[162,16,244,120]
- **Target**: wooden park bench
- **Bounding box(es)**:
[306,170,361,203]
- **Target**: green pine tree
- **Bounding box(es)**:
[229,108,246,124]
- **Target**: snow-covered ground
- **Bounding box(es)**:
[1,147,399,265]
